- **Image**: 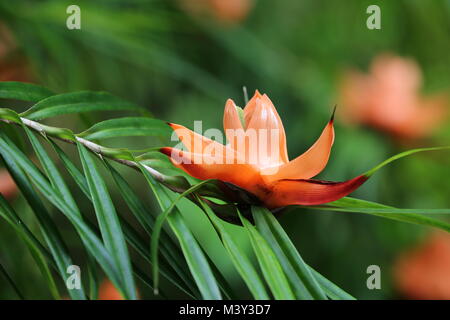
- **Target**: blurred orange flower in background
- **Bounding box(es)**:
[0,23,27,201]
[98,279,125,300]
[178,0,254,24]
[0,23,29,82]
[340,54,448,140]
[0,170,17,200]
[394,231,450,300]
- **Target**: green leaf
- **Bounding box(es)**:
[77,142,137,300]
[22,126,96,300]
[329,197,391,209]
[0,81,54,102]
[0,194,59,299]
[137,164,222,299]
[252,206,326,300]
[238,211,295,300]
[363,146,450,178]
[49,141,90,197]
[166,208,222,299]
[0,133,123,296]
[78,117,171,140]
[0,261,25,299]
[308,267,355,300]
[150,179,212,293]
[1,142,86,300]
[0,108,22,123]
[104,161,198,297]
[86,257,99,300]
[22,91,143,120]
[312,200,450,233]
[49,144,196,298]
[198,200,269,299]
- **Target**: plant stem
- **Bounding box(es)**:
[1,117,165,182]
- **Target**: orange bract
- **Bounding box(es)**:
[162,91,368,208]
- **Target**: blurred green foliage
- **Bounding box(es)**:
[0,0,449,299]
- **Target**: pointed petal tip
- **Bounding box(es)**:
[166,122,178,129]
[166,122,186,132]
[266,174,369,208]
[225,98,236,107]
[159,147,172,156]
[330,105,337,123]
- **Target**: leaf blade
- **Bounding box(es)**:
[22,91,143,120]
[0,81,54,102]
[0,133,123,296]
[199,201,270,299]
[78,117,171,140]
[252,206,327,300]
[137,164,222,299]
[77,142,137,300]
[238,211,295,300]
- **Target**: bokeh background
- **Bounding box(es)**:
[1,0,450,299]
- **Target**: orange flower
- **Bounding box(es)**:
[0,169,18,200]
[178,0,254,24]
[161,91,369,209]
[0,23,30,82]
[340,54,448,140]
[394,232,450,300]
[98,279,125,300]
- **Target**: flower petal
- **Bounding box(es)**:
[244,93,289,166]
[224,99,243,131]
[243,90,263,127]
[265,175,368,208]
[168,123,213,153]
[223,98,244,150]
[168,122,242,162]
[264,114,335,181]
[160,147,264,192]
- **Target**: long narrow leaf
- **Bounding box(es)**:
[77,142,137,300]
[49,145,196,298]
[0,195,59,299]
[150,179,212,292]
[22,127,97,299]
[104,161,198,297]
[198,200,269,299]
[310,201,450,233]
[0,81,53,102]
[137,164,222,299]
[238,211,295,300]
[0,133,122,295]
[308,267,355,300]
[252,206,326,300]
[0,261,25,299]
[1,140,85,299]
[22,91,143,120]
[78,117,171,140]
